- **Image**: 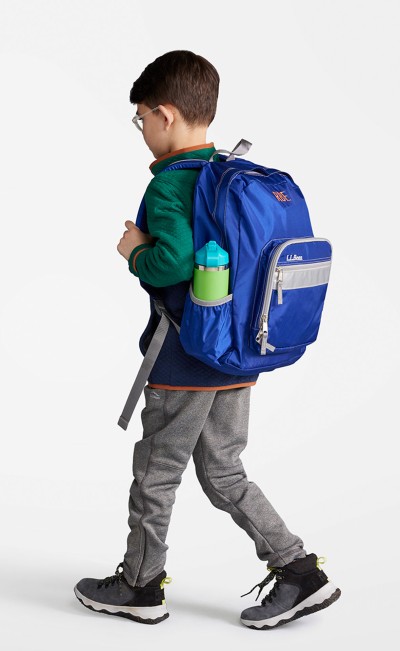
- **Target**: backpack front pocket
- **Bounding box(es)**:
[250,238,332,354]
[180,283,234,367]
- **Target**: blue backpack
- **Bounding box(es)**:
[118,140,332,430]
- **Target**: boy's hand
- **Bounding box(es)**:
[117,220,155,261]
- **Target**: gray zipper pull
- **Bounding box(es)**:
[257,315,276,355]
[276,267,283,305]
[256,315,268,352]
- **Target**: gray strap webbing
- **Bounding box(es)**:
[117,300,180,431]
[209,138,252,162]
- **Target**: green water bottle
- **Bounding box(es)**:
[193,241,230,301]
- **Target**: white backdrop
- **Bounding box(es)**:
[1,1,398,649]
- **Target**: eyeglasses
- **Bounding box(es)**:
[132,106,160,131]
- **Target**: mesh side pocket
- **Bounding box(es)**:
[180,284,234,366]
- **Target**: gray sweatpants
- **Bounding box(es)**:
[123,384,307,587]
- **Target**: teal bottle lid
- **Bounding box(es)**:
[195,241,229,267]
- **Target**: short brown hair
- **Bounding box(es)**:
[129,50,219,127]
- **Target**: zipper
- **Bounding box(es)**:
[214,168,291,276]
[256,314,276,353]
[276,267,283,305]
[212,167,238,243]
[255,237,330,354]
[216,169,291,239]
[213,168,241,250]
[213,167,235,215]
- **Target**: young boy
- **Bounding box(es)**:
[73,50,341,628]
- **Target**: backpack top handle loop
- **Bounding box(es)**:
[209,138,252,162]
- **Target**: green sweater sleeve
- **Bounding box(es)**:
[129,174,195,287]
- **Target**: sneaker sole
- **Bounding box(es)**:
[240,581,341,630]
[73,586,169,625]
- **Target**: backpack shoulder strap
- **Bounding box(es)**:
[117,300,179,430]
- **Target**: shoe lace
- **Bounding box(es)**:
[240,555,328,605]
[97,562,125,589]
[240,566,284,602]
[260,572,285,606]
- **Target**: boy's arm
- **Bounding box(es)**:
[128,176,194,287]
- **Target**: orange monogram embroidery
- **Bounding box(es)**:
[272,191,291,202]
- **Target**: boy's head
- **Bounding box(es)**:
[130,50,219,158]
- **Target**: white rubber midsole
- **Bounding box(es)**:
[74,587,168,619]
[241,581,338,628]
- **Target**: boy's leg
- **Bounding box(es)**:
[123,385,216,587]
[192,386,307,568]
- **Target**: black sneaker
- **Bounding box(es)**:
[73,563,172,625]
[240,553,341,629]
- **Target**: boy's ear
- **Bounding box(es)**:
[157,104,176,131]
